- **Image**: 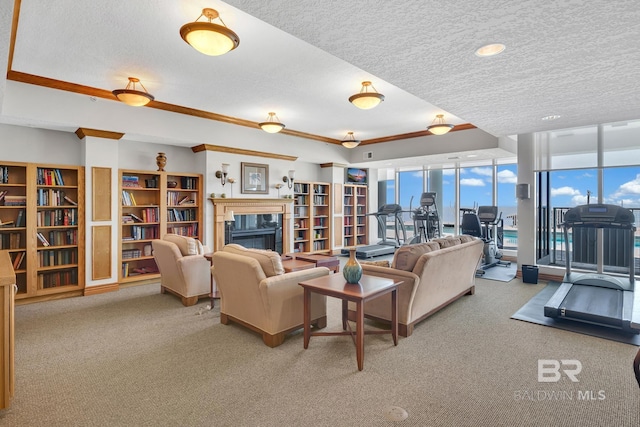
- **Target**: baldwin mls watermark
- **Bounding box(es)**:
[513,359,606,401]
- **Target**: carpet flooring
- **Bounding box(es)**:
[511,282,640,345]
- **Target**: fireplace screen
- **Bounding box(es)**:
[225,213,283,253]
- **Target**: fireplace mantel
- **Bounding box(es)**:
[209,198,294,252]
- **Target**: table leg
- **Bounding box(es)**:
[342,299,348,330]
[391,288,398,346]
[303,288,311,349]
[356,300,364,371]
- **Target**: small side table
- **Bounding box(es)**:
[299,274,399,371]
[282,259,315,273]
[203,252,219,307]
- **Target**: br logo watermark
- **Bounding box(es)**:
[513,359,605,401]
[538,359,582,382]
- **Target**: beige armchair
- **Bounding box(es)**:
[152,234,211,307]
[212,244,329,347]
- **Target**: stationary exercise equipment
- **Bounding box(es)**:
[461,205,510,276]
[409,192,441,244]
[342,204,406,258]
[544,203,640,333]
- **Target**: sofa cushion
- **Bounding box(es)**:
[433,237,461,248]
[163,234,204,256]
[459,234,476,243]
[392,242,440,271]
[222,244,284,277]
[360,259,391,268]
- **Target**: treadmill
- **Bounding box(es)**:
[341,204,405,259]
[544,204,640,333]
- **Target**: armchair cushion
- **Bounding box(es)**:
[222,244,284,277]
[163,233,205,256]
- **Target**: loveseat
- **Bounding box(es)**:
[212,244,329,347]
[354,235,483,337]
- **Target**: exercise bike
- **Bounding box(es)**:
[461,206,511,276]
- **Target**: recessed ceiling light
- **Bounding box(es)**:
[475,43,505,57]
[541,115,561,121]
[448,156,460,160]
[467,154,478,158]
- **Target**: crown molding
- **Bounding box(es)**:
[75,128,124,140]
[191,144,297,161]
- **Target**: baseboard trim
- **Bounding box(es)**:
[84,282,119,296]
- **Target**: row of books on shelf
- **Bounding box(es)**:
[168,208,196,222]
[121,208,159,224]
[37,229,78,247]
[37,188,77,206]
[125,225,159,240]
[122,175,141,188]
[314,217,327,227]
[0,210,25,228]
[37,168,66,186]
[0,166,15,184]
[293,183,309,193]
[122,249,142,259]
[167,192,195,206]
[37,208,77,226]
[0,192,26,206]
[122,262,159,278]
[180,176,198,189]
[313,196,328,205]
[122,191,139,206]
[313,241,327,251]
[167,224,198,236]
[38,249,77,267]
[38,269,77,288]
[0,232,21,249]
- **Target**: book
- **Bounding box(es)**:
[0,220,14,227]
[130,213,144,223]
[63,195,78,206]
[12,252,25,270]
[37,232,50,247]
[16,209,25,227]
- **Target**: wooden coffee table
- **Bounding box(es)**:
[281,258,315,273]
[299,274,399,371]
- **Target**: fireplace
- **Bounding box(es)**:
[210,198,294,253]
[226,213,283,252]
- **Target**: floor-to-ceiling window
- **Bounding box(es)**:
[398,169,424,241]
[535,119,640,272]
[497,161,518,248]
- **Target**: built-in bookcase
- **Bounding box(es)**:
[343,184,368,247]
[1,161,85,302]
[293,181,331,254]
[119,170,202,284]
[166,174,200,239]
[0,162,28,295]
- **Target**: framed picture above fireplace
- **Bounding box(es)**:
[241,162,269,194]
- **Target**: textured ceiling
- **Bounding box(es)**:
[3,0,640,158]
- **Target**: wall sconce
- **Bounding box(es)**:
[282,170,295,189]
[215,163,229,185]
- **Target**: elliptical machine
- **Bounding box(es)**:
[409,192,441,244]
[461,206,510,276]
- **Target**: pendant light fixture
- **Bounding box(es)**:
[341,131,361,149]
[427,114,455,135]
[112,77,155,107]
[180,8,240,56]
[259,112,285,133]
[348,81,384,109]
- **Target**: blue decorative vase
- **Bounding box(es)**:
[343,248,362,284]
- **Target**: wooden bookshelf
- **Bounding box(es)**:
[293,181,331,254]
[1,162,85,302]
[119,170,203,284]
[344,184,368,247]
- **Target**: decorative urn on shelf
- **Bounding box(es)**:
[343,247,362,284]
[156,152,167,171]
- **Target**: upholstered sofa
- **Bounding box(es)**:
[152,234,211,307]
[353,235,483,337]
[212,244,329,347]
